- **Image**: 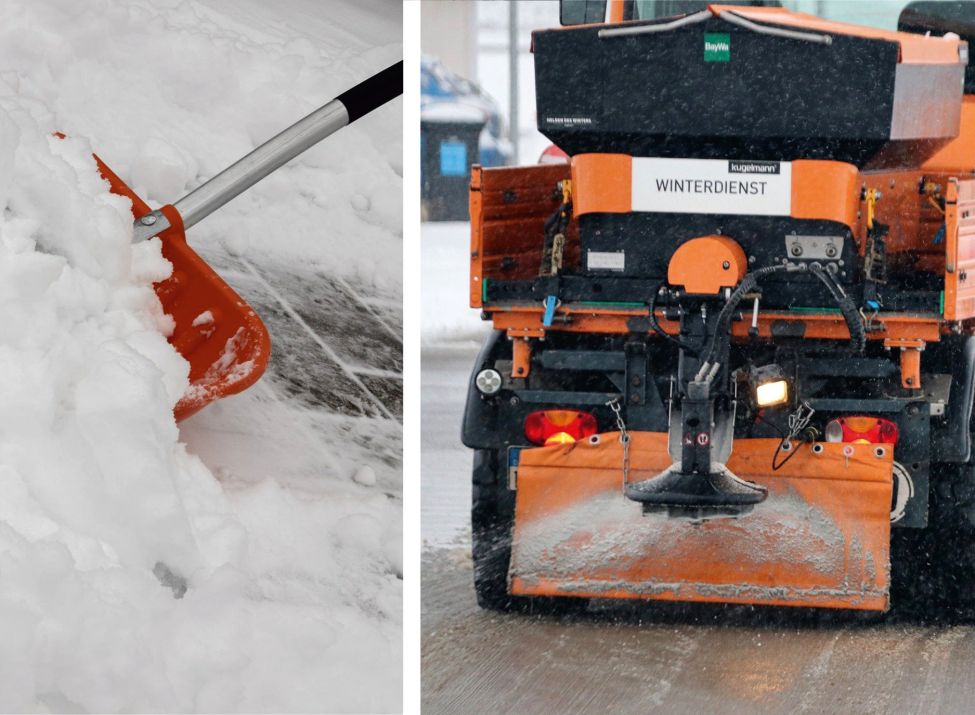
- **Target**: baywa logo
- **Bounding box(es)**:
[704,33,730,63]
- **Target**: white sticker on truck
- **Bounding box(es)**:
[587,250,625,271]
[631,158,793,216]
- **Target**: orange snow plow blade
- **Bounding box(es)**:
[510,432,894,611]
[96,156,271,422]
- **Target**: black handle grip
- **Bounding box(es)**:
[336,61,403,123]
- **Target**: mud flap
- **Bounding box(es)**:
[509,433,894,611]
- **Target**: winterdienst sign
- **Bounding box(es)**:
[631,158,793,216]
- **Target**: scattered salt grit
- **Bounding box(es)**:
[353,464,377,487]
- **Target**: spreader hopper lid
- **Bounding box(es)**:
[708,4,966,64]
[533,6,968,167]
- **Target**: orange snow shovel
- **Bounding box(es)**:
[89,62,401,421]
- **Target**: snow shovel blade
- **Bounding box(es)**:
[96,156,270,422]
[509,432,894,611]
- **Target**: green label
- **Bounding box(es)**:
[704,33,730,62]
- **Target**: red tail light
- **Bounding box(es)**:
[524,410,597,446]
[825,416,899,445]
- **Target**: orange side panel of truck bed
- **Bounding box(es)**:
[470,164,574,308]
[510,432,893,611]
[944,179,975,321]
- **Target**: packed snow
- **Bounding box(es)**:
[0,0,401,712]
[421,221,489,345]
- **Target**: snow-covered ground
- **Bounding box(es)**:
[421,221,489,346]
[0,0,401,712]
[420,221,485,547]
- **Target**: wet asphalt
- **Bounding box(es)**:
[422,343,975,715]
[198,247,403,423]
[183,246,404,483]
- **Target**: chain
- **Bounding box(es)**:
[550,233,565,274]
[607,398,630,492]
[785,400,815,448]
[772,400,815,471]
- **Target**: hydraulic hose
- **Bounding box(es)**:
[698,262,866,375]
[649,284,700,356]
[700,264,791,369]
[808,264,866,354]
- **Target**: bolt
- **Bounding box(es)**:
[825,244,838,258]
[722,261,730,269]
[906,377,914,386]
[908,404,920,415]
[509,396,520,406]
[631,375,641,387]
[630,393,641,404]
[516,367,525,375]
[140,214,157,226]
[791,243,803,256]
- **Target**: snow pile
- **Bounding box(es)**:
[6,0,402,290]
[0,0,400,711]
[422,221,489,345]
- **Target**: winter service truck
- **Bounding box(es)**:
[462,1,975,613]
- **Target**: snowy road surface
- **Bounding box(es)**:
[421,344,975,714]
[421,221,490,345]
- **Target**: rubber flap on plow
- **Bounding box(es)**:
[96,156,271,422]
[510,432,894,611]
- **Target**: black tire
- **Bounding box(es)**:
[890,460,975,620]
[471,449,589,615]
[927,462,975,618]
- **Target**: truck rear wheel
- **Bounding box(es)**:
[471,449,589,614]
[929,462,975,617]
[891,461,975,618]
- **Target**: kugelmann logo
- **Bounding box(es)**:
[704,33,731,62]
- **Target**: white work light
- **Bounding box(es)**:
[750,363,790,408]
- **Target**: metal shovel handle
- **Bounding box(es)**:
[133,61,403,241]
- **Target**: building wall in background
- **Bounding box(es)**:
[421,0,478,79]
[476,1,559,166]
[787,0,904,29]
